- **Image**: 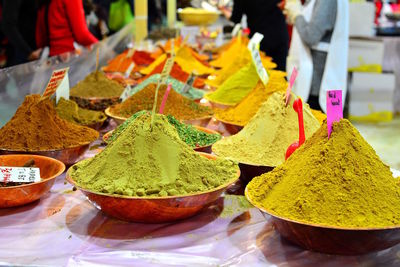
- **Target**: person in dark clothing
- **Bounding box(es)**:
[1,0,42,66]
[229,0,289,71]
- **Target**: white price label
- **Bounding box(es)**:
[232,24,241,37]
[248,33,269,85]
[124,62,136,78]
[43,67,69,99]
[0,167,40,183]
[120,85,135,102]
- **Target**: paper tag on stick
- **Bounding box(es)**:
[0,167,40,183]
[327,90,343,138]
[285,67,298,106]
[42,68,69,99]
[248,33,269,85]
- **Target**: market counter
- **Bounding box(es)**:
[0,147,399,266]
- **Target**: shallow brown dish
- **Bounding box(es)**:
[66,152,240,223]
[70,95,121,111]
[104,107,126,126]
[0,154,65,208]
[0,142,92,166]
[193,126,221,154]
[214,117,243,135]
[83,116,108,131]
[238,163,273,184]
[245,187,400,255]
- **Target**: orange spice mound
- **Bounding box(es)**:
[0,95,99,151]
[110,83,213,120]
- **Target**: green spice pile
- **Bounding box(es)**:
[109,111,221,148]
[69,113,238,197]
[70,71,125,98]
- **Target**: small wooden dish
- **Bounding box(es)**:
[0,154,65,208]
[67,153,240,223]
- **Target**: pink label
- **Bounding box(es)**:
[285,67,298,106]
[327,90,343,138]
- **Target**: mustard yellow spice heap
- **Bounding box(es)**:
[247,119,400,228]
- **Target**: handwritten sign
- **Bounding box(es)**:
[42,68,69,99]
[0,167,40,183]
[327,90,343,138]
[248,33,269,85]
[285,67,298,106]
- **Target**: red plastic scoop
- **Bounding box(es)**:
[285,98,305,160]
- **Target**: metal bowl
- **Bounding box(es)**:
[0,154,65,208]
[245,187,400,255]
[0,142,92,166]
[70,95,121,111]
[104,107,126,126]
[66,152,240,223]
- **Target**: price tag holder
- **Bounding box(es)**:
[120,85,135,102]
[326,90,343,138]
[182,72,195,93]
[42,68,69,102]
[285,67,298,106]
[0,167,40,183]
[124,62,136,78]
[232,24,241,37]
[248,33,269,85]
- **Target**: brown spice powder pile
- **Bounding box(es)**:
[0,95,99,151]
[110,83,213,120]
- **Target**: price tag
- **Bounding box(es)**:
[159,55,175,85]
[182,72,195,93]
[232,24,241,37]
[120,85,135,102]
[285,67,298,106]
[326,90,343,138]
[248,33,269,85]
[124,62,136,78]
[42,68,69,100]
[0,167,40,183]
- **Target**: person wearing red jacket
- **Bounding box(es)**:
[36,0,98,56]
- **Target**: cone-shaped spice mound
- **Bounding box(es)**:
[0,95,99,151]
[212,92,320,166]
[247,119,400,228]
[109,83,213,120]
[69,113,238,197]
[70,71,125,98]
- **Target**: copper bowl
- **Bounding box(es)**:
[83,116,108,131]
[70,95,121,111]
[66,152,240,223]
[245,187,400,255]
[0,142,92,166]
[214,117,244,135]
[0,154,65,208]
[104,107,126,126]
[103,126,220,154]
[193,126,221,154]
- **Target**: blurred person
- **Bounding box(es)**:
[1,0,42,66]
[225,0,289,71]
[36,0,98,57]
[285,0,349,111]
